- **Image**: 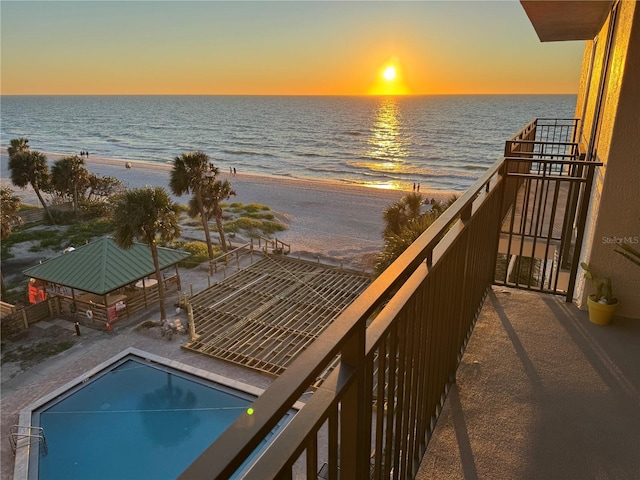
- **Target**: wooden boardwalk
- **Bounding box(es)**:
[183,256,372,377]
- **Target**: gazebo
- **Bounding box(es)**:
[23,237,190,326]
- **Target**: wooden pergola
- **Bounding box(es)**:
[184,256,372,377]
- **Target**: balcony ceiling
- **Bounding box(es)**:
[520,0,613,41]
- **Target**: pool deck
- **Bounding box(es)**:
[2,316,283,480]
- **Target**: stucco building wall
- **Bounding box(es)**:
[573,0,639,318]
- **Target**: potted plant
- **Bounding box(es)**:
[581,262,618,325]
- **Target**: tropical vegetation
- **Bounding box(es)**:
[375,194,458,273]
[170,152,218,260]
[581,262,615,304]
[1,188,22,299]
[7,138,123,224]
[112,187,181,322]
[50,155,90,215]
[8,149,54,223]
[193,176,236,252]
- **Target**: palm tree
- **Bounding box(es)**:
[112,187,180,322]
[8,150,54,223]
[382,192,424,237]
[430,194,460,216]
[1,188,22,299]
[51,155,91,215]
[376,194,459,274]
[0,187,22,239]
[7,138,30,158]
[193,176,236,252]
[169,152,217,260]
[376,214,438,273]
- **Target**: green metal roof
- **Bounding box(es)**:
[23,237,190,295]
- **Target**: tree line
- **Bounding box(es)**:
[4,138,235,321]
[7,138,123,223]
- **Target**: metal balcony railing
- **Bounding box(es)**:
[497,118,600,299]
[178,119,598,480]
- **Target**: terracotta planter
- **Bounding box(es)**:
[587,296,619,325]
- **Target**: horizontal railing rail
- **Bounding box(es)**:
[505,140,579,158]
[495,155,600,298]
[533,118,580,144]
[208,242,254,275]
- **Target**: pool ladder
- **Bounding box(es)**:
[9,425,48,455]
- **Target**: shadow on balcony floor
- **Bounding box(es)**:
[417,287,639,480]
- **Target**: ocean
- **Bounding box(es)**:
[0,95,576,193]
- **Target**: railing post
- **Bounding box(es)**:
[338,321,370,480]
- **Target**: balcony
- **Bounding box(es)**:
[179,119,637,479]
[416,286,639,479]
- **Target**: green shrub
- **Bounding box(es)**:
[65,219,114,246]
[50,208,76,224]
[18,204,39,211]
[224,217,262,233]
[3,281,29,305]
[226,202,270,214]
[241,203,270,213]
[2,227,61,258]
[259,220,287,234]
[173,241,213,268]
[245,212,275,220]
[79,200,111,219]
[224,217,286,236]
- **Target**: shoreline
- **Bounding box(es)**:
[1,147,458,198]
[1,147,450,266]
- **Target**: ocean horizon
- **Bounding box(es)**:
[1,94,576,193]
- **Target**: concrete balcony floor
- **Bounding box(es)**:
[416,287,640,480]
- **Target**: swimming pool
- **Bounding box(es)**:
[16,349,295,480]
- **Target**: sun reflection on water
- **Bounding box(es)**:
[361,97,410,190]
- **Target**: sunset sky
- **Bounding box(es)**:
[1,1,585,96]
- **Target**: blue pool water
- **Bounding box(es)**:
[31,357,283,480]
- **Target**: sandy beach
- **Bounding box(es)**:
[1,148,445,267]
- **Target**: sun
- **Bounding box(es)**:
[383,66,397,82]
[369,59,409,95]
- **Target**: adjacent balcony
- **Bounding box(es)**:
[178,119,638,479]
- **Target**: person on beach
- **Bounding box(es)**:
[233,167,237,176]
[230,167,232,175]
